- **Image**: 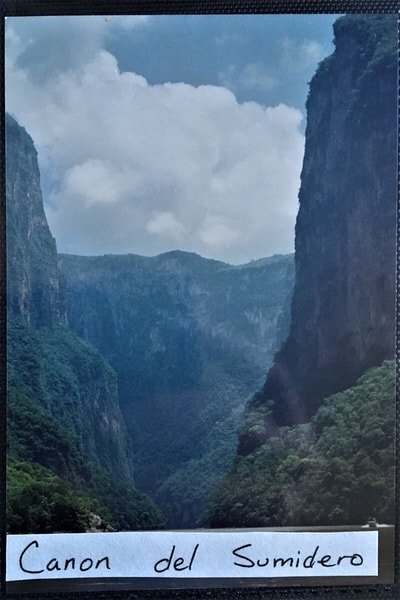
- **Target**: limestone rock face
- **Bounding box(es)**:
[240,15,397,454]
[6,115,134,482]
[6,114,67,327]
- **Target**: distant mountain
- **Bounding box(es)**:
[59,250,294,527]
[6,115,163,532]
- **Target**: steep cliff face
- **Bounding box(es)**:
[6,115,133,483]
[8,318,134,481]
[59,251,294,526]
[59,251,294,380]
[239,15,397,454]
[6,114,66,327]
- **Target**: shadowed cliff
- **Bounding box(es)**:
[239,15,397,455]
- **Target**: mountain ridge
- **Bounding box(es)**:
[58,249,292,272]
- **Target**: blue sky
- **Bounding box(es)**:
[6,14,338,263]
[108,15,337,111]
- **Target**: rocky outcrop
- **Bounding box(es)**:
[239,15,397,454]
[6,115,134,482]
[6,114,66,327]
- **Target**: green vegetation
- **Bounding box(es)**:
[7,316,165,533]
[155,402,246,528]
[7,461,98,533]
[8,388,165,532]
[210,361,395,527]
[8,317,132,480]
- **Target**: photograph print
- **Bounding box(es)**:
[5,10,396,575]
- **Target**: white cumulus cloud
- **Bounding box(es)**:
[6,23,305,264]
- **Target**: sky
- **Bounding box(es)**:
[5,14,338,264]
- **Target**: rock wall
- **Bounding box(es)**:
[240,15,397,454]
[6,114,67,327]
[6,114,134,481]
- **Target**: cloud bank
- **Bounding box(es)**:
[6,18,305,264]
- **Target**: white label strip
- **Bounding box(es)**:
[7,530,378,581]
